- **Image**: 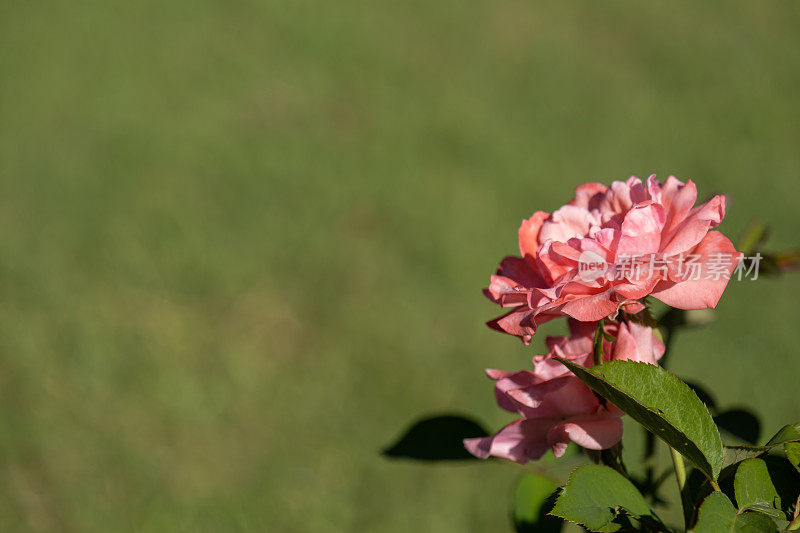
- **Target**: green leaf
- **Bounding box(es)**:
[512,473,562,533]
[556,359,723,479]
[785,442,800,474]
[694,492,736,532]
[684,380,717,411]
[726,423,800,456]
[550,464,654,532]
[766,423,800,447]
[758,456,800,518]
[734,458,783,518]
[693,492,778,532]
[729,512,778,532]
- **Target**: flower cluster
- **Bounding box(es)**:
[467,176,740,463]
[485,175,740,344]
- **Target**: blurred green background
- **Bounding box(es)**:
[1,1,799,531]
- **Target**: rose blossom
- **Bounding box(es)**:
[532,318,665,380]
[464,319,661,462]
[464,375,623,462]
[485,175,741,344]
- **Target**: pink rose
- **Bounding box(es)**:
[464,375,622,462]
[532,318,665,380]
[485,176,741,344]
[464,318,659,462]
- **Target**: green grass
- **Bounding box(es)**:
[1,0,799,530]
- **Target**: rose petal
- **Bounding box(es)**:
[546,414,623,456]
[651,231,741,309]
[464,419,555,463]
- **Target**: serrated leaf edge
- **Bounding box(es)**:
[557,358,723,480]
[548,464,655,532]
[725,422,800,453]
[549,465,622,530]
